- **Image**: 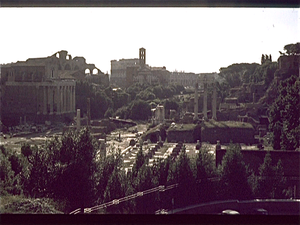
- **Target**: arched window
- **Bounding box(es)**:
[92,68,98,75]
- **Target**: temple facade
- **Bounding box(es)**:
[0,50,103,126]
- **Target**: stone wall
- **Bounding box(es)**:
[201,121,256,144]
[167,124,197,143]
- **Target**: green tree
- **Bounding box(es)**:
[168,148,196,208]
[50,128,99,212]
[269,75,300,150]
[283,42,300,55]
[131,147,145,179]
[164,99,179,119]
[251,61,277,85]
[0,150,15,195]
[95,148,124,206]
[194,145,216,203]
[218,144,253,200]
[103,168,128,213]
[129,100,151,121]
[219,63,260,88]
[256,152,287,199]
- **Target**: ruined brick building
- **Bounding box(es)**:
[0,50,108,126]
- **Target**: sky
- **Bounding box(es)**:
[0,8,299,74]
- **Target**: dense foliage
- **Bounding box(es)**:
[1,135,293,213]
[269,75,300,150]
[75,81,184,121]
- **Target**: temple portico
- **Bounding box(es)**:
[195,74,217,121]
[40,81,75,116]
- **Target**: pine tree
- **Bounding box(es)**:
[261,54,265,64]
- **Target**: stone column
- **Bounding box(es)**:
[63,86,67,113]
[194,82,198,120]
[73,86,76,112]
[212,82,217,120]
[49,86,53,115]
[87,98,91,127]
[43,86,47,115]
[56,85,61,114]
[69,86,72,113]
[76,109,81,130]
[67,86,71,112]
[203,82,208,120]
[61,86,64,113]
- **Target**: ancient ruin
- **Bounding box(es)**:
[0,50,108,126]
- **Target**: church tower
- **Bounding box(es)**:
[139,48,146,66]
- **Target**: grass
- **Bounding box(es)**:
[0,195,64,214]
[203,120,254,129]
[167,123,196,131]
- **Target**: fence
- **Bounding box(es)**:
[70,183,179,214]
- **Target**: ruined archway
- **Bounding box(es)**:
[92,68,98,75]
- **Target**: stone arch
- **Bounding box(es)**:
[92,68,98,75]
[85,68,90,74]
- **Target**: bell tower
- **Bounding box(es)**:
[139,48,146,66]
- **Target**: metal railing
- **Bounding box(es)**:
[70,183,179,214]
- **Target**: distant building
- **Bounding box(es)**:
[0,50,108,126]
[169,72,198,87]
[111,48,170,88]
[111,48,217,88]
[110,58,140,87]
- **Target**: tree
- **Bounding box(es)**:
[251,61,277,85]
[219,63,260,88]
[95,147,124,207]
[194,145,216,203]
[0,150,15,195]
[218,144,253,200]
[269,75,300,150]
[256,152,287,199]
[129,100,151,121]
[103,168,128,213]
[168,148,196,208]
[75,81,112,120]
[164,99,179,119]
[49,128,99,212]
[283,43,300,55]
[131,147,145,179]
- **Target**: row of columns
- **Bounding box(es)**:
[194,81,217,120]
[42,85,75,115]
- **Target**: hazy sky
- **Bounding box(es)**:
[0,8,299,74]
